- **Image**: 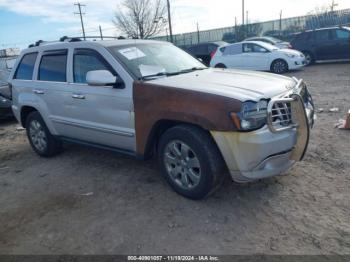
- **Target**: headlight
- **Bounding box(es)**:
[285,53,296,58]
[230,100,268,131]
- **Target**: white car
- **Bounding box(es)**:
[210,41,306,74]
[245,36,292,49]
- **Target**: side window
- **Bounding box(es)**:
[38,50,67,82]
[73,49,115,84]
[14,53,38,80]
[315,30,331,42]
[243,43,267,53]
[335,29,350,40]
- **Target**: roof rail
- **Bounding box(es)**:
[28,35,127,48]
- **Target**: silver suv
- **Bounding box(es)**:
[9,38,315,199]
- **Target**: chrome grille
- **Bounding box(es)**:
[267,96,299,133]
[271,102,292,127]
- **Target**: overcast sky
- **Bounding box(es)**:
[1,0,350,48]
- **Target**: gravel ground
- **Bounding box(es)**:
[0,62,349,255]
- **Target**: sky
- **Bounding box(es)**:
[1,0,350,49]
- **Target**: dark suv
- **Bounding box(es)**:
[184,41,227,66]
[291,26,350,65]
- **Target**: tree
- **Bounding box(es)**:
[113,0,167,39]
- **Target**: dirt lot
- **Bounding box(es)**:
[0,63,349,255]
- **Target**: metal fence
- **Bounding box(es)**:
[152,8,350,47]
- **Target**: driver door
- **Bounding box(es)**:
[241,43,270,70]
[52,48,135,151]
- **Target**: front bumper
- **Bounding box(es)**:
[288,57,306,70]
[212,79,314,182]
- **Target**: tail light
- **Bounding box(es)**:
[9,83,13,100]
[210,48,218,59]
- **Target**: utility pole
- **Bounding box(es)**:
[246,11,249,35]
[279,10,282,36]
[242,0,245,26]
[197,22,200,44]
[166,0,173,43]
[330,0,338,11]
[74,2,86,40]
[99,25,103,40]
[242,0,245,39]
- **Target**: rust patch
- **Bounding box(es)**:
[133,81,242,155]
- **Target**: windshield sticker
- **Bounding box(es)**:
[118,47,146,60]
[139,64,166,77]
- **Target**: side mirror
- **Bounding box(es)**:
[86,70,118,87]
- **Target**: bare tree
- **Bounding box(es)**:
[113,0,167,39]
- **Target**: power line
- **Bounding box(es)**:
[74,2,86,40]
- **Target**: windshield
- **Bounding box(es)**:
[255,41,279,51]
[109,42,206,79]
[266,37,283,43]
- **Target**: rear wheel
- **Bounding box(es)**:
[26,111,62,157]
[302,51,315,66]
[271,59,289,74]
[215,63,226,68]
[158,125,225,200]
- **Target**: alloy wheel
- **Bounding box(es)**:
[273,60,287,74]
[29,120,47,152]
[163,140,201,190]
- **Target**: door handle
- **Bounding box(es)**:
[33,89,44,94]
[72,94,85,99]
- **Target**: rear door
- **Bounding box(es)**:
[54,47,135,152]
[331,28,350,59]
[314,29,335,60]
[219,44,243,68]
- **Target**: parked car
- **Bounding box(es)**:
[0,84,12,119]
[9,38,314,199]
[210,41,306,74]
[245,36,292,49]
[184,41,228,65]
[291,26,350,65]
[0,56,18,119]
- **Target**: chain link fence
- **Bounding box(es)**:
[152,8,350,47]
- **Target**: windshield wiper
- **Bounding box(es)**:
[139,71,180,81]
[139,67,207,81]
[178,67,207,74]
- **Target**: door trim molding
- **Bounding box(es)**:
[50,117,135,137]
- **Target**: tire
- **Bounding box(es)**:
[302,51,315,66]
[158,125,226,200]
[25,111,62,157]
[215,63,226,68]
[271,59,289,74]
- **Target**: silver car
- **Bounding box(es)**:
[9,38,314,199]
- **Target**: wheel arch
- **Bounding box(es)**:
[214,63,227,68]
[143,119,216,160]
[20,106,39,128]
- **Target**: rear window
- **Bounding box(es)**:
[294,32,311,42]
[14,53,38,80]
[38,50,67,82]
[315,30,331,41]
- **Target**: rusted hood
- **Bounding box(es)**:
[147,68,296,102]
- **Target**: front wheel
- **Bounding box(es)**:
[271,59,289,74]
[158,125,225,200]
